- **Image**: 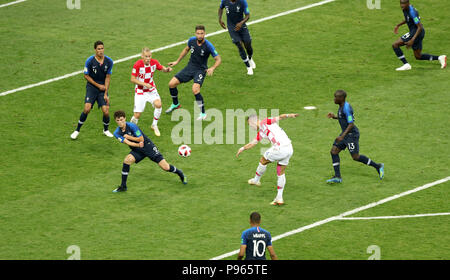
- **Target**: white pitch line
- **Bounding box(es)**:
[337,212,450,221]
[0,0,26,8]
[0,0,336,97]
[210,176,450,260]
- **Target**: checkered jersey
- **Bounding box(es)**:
[255,118,291,147]
[132,59,163,95]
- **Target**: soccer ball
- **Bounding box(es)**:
[178,144,191,157]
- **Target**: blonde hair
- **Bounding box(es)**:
[142,47,151,54]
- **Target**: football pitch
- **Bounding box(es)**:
[0,0,449,260]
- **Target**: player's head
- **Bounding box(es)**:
[249,212,261,226]
[141,47,152,65]
[114,110,127,127]
[195,25,206,43]
[334,89,347,104]
[246,114,259,130]
[94,40,104,57]
[400,0,409,10]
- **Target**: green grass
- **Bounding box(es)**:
[0,0,449,260]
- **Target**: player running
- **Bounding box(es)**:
[130,47,173,137]
[166,25,222,121]
[71,41,114,139]
[236,113,298,205]
[238,212,277,260]
[326,90,384,184]
[218,0,255,75]
[392,0,446,71]
[112,110,187,193]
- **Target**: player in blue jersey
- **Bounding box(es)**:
[112,110,187,192]
[326,90,384,184]
[218,0,255,75]
[166,25,222,121]
[392,0,446,71]
[238,212,277,260]
[71,41,115,139]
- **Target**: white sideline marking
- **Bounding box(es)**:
[337,212,450,220]
[0,0,26,8]
[0,0,336,97]
[210,176,450,260]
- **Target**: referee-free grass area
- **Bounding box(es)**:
[1,0,449,259]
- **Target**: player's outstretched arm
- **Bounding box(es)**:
[236,139,258,157]
[327,112,337,119]
[168,46,190,67]
[218,8,226,29]
[394,20,406,34]
[207,55,222,76]
[277,113,299,121]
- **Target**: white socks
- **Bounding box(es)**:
[254,163,267,182]
[276,174,286,200]
[153,107,162,126]
[130,116,139,124]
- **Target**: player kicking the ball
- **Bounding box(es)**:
[112,110,187,193]
[130,47,173,136]
[236,113,298,205]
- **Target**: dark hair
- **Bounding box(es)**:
[195,25,205,31]
[250,212,261,224]
[94,40,104,49]
[114,110,126,119]
[334,89,347,99]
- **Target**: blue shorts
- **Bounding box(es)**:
[130,142,164,164]
[401,29,425,50]
[174,65,206,86]
[85,83,108,108]
[333,132,360,155]
[228,25,252,44]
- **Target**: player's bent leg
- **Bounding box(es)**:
[159,159,187,184]
[113,154,136,193]
[243,41,255,69]
[193,84,207,121]
[327,145,343,184]
[271,163,286,206]
[392,39,411,70]
[167,78,181,114]
[151,99,162,136]
[101,105,113,137]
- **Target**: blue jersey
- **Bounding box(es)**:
[83,55,114,85]
[113,122,153,151]
[403,5,422,35]
[220,0,250,28]
[187,37,219,70]
[241,226,272,260]
[338,102,359,135]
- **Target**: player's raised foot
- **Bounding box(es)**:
[165,103,181,114]
[103,130,114,137]
[70,131,79,140]
[438,55,447,69]
[247,67,254,75]
[196,112,207,121]
[270,198,284,206]
[326,176,343,184]
[151,125,161,137]
[249,58,256,69]
[181,175,188,185]
[247,178,261,186]
[112,186,127,193]
[396,63,412,71]
[378,163,385,180]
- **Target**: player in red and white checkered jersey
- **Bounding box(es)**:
[130,47,172,136]
[236,113,299,206]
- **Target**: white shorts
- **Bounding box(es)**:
[134,90,160,113]
[263,144,293,166]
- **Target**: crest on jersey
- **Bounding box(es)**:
[237,6,240,12]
